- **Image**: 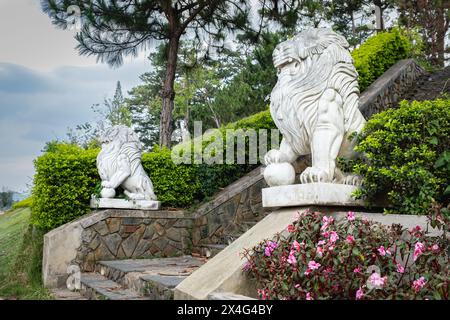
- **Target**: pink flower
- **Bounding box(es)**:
[294,284,301,289]
[346,235,355,244]
[412,277,427,293]
[287,250,297,265]
[293,212,301,221]
[317,240,326,246]
[413,242,425,261]
[353,267,361,274]
[291,240,302,252]
[356,287,364,300]
[347,211,356,221]
[329,231,339,243]
[316,246,324,257]
[264,241,278,257]
[322,231,330,238]
[368,272,387,288]
[306,292,313,300]
[396,263,405,274]
[328,245,335,252]
[377,245,387,256]
[321,216,334,231]
[324,267,333,274]
[242,261,252,272]
[257,289,269,300]
[430,244,439,252]
[287,224,296,233]
[308,260,321,270]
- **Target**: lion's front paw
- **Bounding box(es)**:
[264,149,284,165]
[300,167,332,183]
[343,174,363,186]
[101,180,113,188]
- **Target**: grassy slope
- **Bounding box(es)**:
[0,207,52,299]
[0,208,30,276]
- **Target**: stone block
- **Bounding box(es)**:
[106,218,121,233]
[93,221,109,236]
[90,197,161,210]
[262,183,366,208]
[102,233,122,256]
[166,228,182,242]
[143,225,155,240]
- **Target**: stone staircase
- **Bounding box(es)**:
[75,256,206,300]
[71,213,266,300]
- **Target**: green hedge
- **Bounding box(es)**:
[352,28,411,91]
[31,145,200,230]
[353,98,450,215]
[32,29,413,230]
[31,144,99,230]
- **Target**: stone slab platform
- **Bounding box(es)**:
[262,183,366,208]
[90,197,161,210]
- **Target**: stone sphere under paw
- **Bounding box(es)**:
[264,162,296,187]
[101,187,116,198]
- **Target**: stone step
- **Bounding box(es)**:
[80,273,150,300]
[94,256,206,299]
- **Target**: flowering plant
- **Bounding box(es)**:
[242,210,449,300]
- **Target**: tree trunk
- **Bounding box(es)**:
[159,36,180,148]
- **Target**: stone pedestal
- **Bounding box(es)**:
[90,197,161,210]
[262,183,365,208]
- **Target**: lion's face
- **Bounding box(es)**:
[99,125,141,149]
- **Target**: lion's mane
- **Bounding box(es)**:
[270,28,361,155]
[97,126,144,184]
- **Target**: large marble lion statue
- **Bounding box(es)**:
[264,28,366,186]
[97,125,157,200]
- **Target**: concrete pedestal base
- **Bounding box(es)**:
[90,197,161,210]
[262,183,365,208]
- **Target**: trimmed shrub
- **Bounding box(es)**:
[353,98,450,215]
[141,147,200,207]
[352,28,411,91]
[31,144,99,230]
[32,145,200,230]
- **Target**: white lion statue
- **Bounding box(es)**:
[97,125,157,200]
[264,28,366,186]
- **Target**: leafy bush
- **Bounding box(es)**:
[31,144,99,230]
[141,147,200,207]
[353,98,450,215]
[32,144,201,230]
[243,210,449,300]
[11,197,33,210]
[352,28,411,91]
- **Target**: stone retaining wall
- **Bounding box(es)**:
[359,59,425,118]
[43,209,194,287]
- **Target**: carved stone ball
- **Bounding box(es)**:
[264,162,296,187]
[101,188,116,198]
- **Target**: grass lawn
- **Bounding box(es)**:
[0,207,53,299]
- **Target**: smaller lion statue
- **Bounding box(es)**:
[97,125,157,201]
[264,28,366,186]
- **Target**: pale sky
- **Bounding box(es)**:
[0,0,152,192]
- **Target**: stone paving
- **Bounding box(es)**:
[78,256,207,300]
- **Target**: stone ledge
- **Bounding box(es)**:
[262,183,366,208]
[90,198,161,210]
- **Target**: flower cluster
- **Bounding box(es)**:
[242,210,449,300]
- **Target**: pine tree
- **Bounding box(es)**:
[41,0,252,147]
